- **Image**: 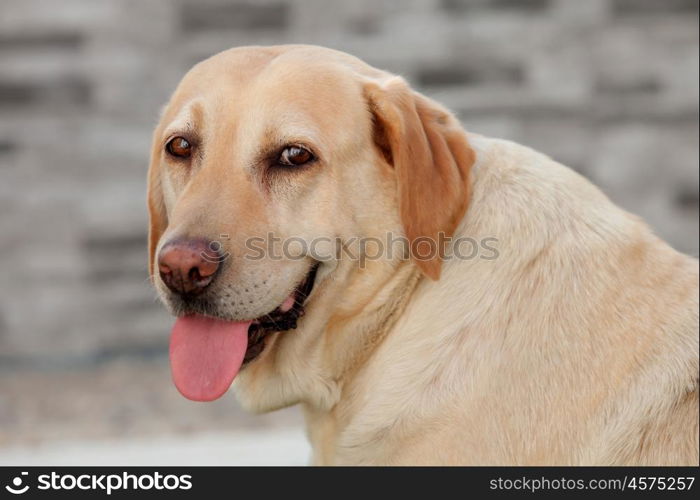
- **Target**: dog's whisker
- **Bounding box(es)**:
[262,313,283,330]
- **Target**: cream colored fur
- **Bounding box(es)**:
[303,135,699,465]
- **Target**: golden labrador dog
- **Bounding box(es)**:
[147,45,698,465]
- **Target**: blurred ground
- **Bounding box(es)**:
[0,0,697,465]
[0,428,310,466]
[0,359,308,464]
[0,359,304,447]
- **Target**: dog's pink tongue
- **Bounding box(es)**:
[170,315,251,402]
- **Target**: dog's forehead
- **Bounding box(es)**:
[161,46,372,142]
[181,46,286,90]
[174,46,365,108]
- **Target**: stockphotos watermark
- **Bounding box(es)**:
[4,471,192,495]
[201,232,500,267]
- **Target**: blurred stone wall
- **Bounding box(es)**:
[0,0,698,365]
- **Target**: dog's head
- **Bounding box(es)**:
[147,45,473,410]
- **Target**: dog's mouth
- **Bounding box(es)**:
[244,263,319,364]
[169,263,320,402]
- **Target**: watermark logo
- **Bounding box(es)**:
[199,232,500,268]
[200,234,231,264]
[5,472,29,495]
[3,471,193,496]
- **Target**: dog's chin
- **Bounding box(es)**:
[232,316,340,413]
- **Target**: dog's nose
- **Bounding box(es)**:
[158,238,221,295]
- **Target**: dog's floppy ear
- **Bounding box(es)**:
[364,76,474,280]
[147,141,168,279]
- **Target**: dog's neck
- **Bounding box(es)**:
[302,259,423,463]
[337,262,423,383]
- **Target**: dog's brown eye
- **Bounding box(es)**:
[278,146,313,167]
[166,137,192,158]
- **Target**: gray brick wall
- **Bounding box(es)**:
[0,0,698,365]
